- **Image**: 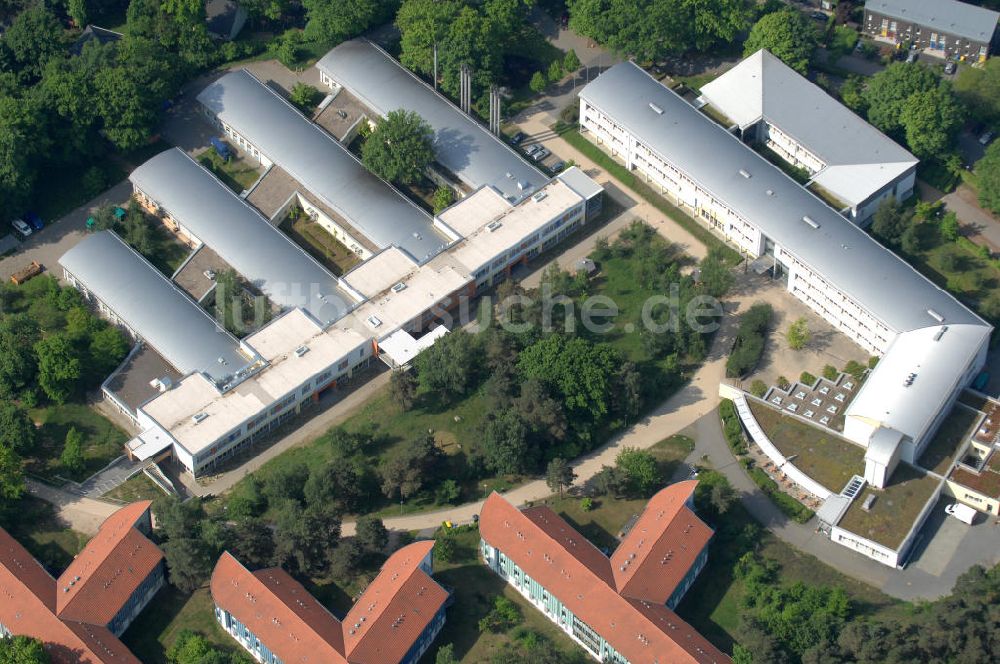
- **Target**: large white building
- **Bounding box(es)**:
[62,59,602,477]
[698,50,918,223]
[579,62,991,492]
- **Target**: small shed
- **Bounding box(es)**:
[574,257,597,275]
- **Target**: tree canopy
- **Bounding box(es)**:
[975,141,1000,216]
[954,58,1000,127]
[303,0,396,44]
[361,109,436,185]
[742,9,818,74]
[0,635,49,664]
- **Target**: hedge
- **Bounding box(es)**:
[726,303,774,378]
[719,398,748,455]
[748,466,815,524]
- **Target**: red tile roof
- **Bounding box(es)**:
[480,483,728,664]
[212,542,449,664]
[0,503,160,663]
[611,481,713,604]
[211,553,348,664]
[343,541,449,664]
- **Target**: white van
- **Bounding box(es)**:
[945,503,976,525]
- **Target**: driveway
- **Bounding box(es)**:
[27,480,121,536]
[941,185,1000,253]
[0,179,133,284]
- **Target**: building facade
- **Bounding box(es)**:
[480,483,726,663]
[212,541,448,664]
[863,0,999,61]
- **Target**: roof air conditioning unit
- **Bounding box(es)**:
[739,169,751,179]
[391,282,407,293]
[192,413,208,424]
[802,215,820,229]
[532,191,548,203]
[649,102,664,115]
[486,221,502,232]
[294,345,309,357]
[367,315,382,328]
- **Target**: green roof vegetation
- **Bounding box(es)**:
[838,463,940,550]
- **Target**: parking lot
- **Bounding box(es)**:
[510,131,570,175]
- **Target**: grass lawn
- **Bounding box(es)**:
[838,463,941,550]
[748,399,865,493]
[103,473,167,503]
[5,496,89,572]
[427,528,582,663]
[676,500,904,652]
[282,214,361,276]
[197,152,262,194]
[27,403,128,483]
[918,405,980,475]
[121,586,237,663]
[558,127,740,264]
[143,217,192,277]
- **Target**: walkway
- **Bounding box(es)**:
[26,480,121,536]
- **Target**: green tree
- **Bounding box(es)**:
[863,62,939,135]
[742,9,818,74]
[529,70,547,93]
[60,426,85,475]
[435,643,459,664]
[379,435,442,500]
[414,329,480,401]
[303,0,394,43]
[870,196,910,245]
[328,537,363,577]
[563,49,580,72]
[432,185,455,213]
[389,368,418,410]
[839,75,867,114]
[228,476,267,520]
[0,446,25,505]
[67,0,89,27]
[361,109,435,184]
[0,635,49,664]
[355,514,389,553]
[786,317,810,350]
[0,402,35,454]
[954,58,1000,126]
[396,0,462,80]
[517,335,621,422]
[273,502,343,575]
[94,66,159,150]
[162,535,214,593]
[89,326,129,376]
[975,141,1000,215]
[481,409,529,475]
[547,59,564,82]
[939,211,960,241]
[514,379,568,442]
[273,29,304,68]
[3,5,65,79]
[615,447,661,497]
[289,82,321,113]
[228,519,275,570]
[478,596,521,633]
[0,315,40,398]
[899,86,964,159]
[828,24,858,58]
[545,457,576,497]
[698,246,734,297]
[34,334,82,404]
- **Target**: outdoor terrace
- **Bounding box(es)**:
[838,463,940,550]
[748,398,865,494]
[950,449,1000,501]
[763,374,858,432]
[314,88,369,142]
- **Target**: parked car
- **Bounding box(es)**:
[24,212,43,231]
[944,61,957,75]
[510,131,526,145]
[980,131,995,146]
[524,143,541,157]
[531,148,550,162]
[550,160,566,172]
[945,503,976,525]
[905,50,918,64]
[810,11,827,21]
[10,219,31,237]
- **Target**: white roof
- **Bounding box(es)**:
[448,178,586,275]
[340,247,419,299]
[865,0,1000,43]
[436,186,513,237]
[377,325,450,367]
[846,324,992,443]
[865,427,904,465]
[141,309,368,455]
[197,70,451,262]
[126,428,174,461]
[316,39,543,203]
[699,50,917,209]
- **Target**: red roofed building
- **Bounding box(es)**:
[0,501,165,663]
[211,540,449,664]
[479,481,727,663]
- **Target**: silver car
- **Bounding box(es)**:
[524,144,541,157]
[531,148,550,162]
[11,219,32,237]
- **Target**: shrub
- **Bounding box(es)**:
[719,399,748,456]
[799,371,816,386]
[822,364,838,381]
[432,186,455,214]
[750,379,768,398]
[776,375,790,390]
[725,303,773,377]
[843,360,866,381]
[547,59,564,82]
[747,465,814,523]
[580,497,594,512]
[529,71,547,93]
[563,49,580,72]
[868,356,879,369]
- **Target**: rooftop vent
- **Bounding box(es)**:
[933,326,948,342]
[294,345,309,357]
[486,220,503,232]
[532,191,548,203]
[192,413,208,424]
[927,308,945,323]
[766,189,774,196]
[802,215,820,229]
[739,169,751,179]
[391,282,407,293]
[366,315,382,328]
[649,102,664,115]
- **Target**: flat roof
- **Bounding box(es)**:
[340,246,419,299]
[141,309,368,455]
[316,39,544,203]
[865,0,999,43]
[436,186,513,237]
[447,178,586,275]
[580,62,983,334]
[197,70,451,263]
[699,50,917,208]
[846,324,992,443]
[130,148,354,326]
[60,231,252,385]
